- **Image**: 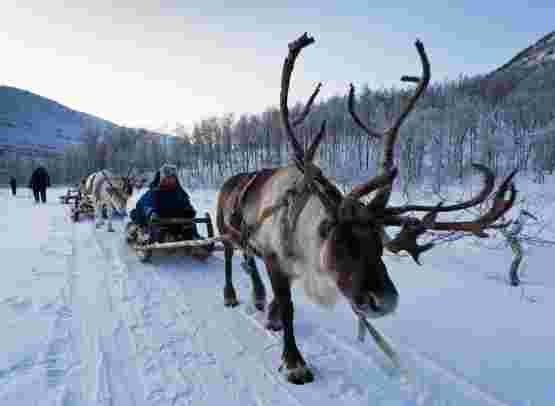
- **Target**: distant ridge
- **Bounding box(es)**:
[0,85,117,158]
[490,30,555,75]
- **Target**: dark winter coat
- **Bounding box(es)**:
[131,174,196,225]
[28,167,51,190]
[9,177,16,188]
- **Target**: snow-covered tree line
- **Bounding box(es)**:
[4,63,555,189]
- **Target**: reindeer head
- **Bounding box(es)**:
[280,33,517,318]
[103,168,135,214]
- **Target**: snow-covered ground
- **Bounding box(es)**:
[0,179,554,405]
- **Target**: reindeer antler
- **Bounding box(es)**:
[384,164,496,215]
[280,32,327,168]
[383,170,517,263]
[347,39,431,201]
[344,39,517,262]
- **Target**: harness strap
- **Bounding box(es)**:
[229,172,289,254]
[100,171,129,203]
[227,164,341,256]
[229,173,313,257]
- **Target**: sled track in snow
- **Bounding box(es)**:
[204,259,512,406]
[87,220,514,406]
[91,223,300,406]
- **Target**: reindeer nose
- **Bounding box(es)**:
[367,291,398,317]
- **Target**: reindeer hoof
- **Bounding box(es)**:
[253,298,266,312]
[279,364,314,384]
[265,319,283,331]
[223,287,239,307]
[224,297,239,307]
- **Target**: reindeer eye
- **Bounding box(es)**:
[318,219,335,239]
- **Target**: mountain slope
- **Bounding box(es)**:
[493,30,555,74]
[0,86,117,157]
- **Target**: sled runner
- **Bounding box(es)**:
[126,212,224,262]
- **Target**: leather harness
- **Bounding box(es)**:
[226,164,340,257]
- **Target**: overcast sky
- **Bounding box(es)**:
[3,1,554,130]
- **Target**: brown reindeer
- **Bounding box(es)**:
[216,33,517,384]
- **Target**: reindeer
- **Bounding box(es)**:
[216,33,517,384]
[89,169,135,232]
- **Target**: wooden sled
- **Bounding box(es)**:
[128,213,225,262]
[59,188,80,205]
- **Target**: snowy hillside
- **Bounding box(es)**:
[0,86,116,157]
[494,31,555,74]
[0,180,554,405]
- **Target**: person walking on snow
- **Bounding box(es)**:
[9,176,17,196]
[28,166,51,204]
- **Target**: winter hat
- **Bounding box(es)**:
[159,163,178,180]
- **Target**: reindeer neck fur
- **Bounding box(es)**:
[221,164,342,307]
[91,170,128,210]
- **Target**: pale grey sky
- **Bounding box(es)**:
[3,1,554,130]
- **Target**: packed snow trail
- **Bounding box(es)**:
[1,187,554,405]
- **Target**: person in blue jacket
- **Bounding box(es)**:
[128,164,201,241]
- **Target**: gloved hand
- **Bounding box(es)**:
[148,212,161,224]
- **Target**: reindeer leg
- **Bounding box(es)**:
[94,204,104,228]
[223,243,239,307]
[242,253,266,311]
[265,298,283,331]
[106,206,115,232]
[266,256,314,384]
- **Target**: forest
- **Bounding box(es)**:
[4,60,555,193]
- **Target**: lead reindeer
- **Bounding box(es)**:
[89,169,135,232]
[217,33,517,384]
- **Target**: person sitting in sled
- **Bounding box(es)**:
[128,163,198,233]
[127,164,210,259]
[127,164,209,259]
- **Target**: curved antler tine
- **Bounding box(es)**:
[382,39,430,171]
[388,179,518,238]
[381,170,517,260]
[305,120,327,163]
[292,82,323,127]
[346,167,398,201]
[280,32,316,163]
[499,169,518,194]
[347,40,430,208]
[480,172,518,225]
[383,215,435,265]
[385,163,495,215]
[387,40,430,134]
[348,40,430,169]
[348,83,382,140]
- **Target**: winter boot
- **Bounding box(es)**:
[191,246,211,261]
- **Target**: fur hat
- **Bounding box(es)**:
[159,163,178,179]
